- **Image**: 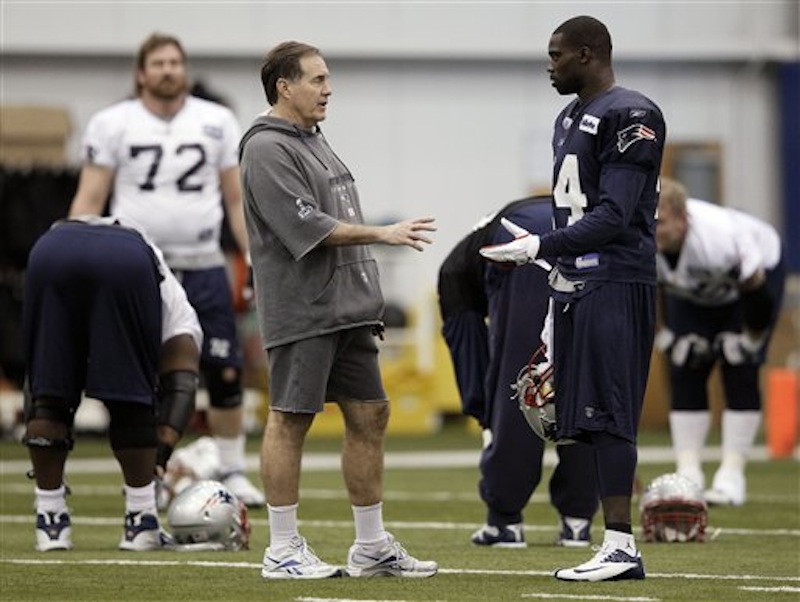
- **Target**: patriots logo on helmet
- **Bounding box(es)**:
[616,123,656,153]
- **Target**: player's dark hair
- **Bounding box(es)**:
[554,16,612,63]
[260,41,321,106]
[134,32,187,94]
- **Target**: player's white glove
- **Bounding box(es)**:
[658,330,713,368]
[654,328,676,353]
[716,331,765,365]
[479,218,541,266]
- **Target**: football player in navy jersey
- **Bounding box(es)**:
[23,216,202,552]
[438,196,599,550]
[481,16,666,582]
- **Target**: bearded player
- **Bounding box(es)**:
[69,32,263,507]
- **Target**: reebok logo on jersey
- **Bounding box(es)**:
[575,253,599,269]
[579,114,600,135]
[617,123,656,153]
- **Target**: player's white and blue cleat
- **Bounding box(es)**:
[118,511,172,551]
[470,523,527,548]
[556,516,592,547]
[35,510,73,551]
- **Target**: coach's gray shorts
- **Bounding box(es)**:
[267,326,388,413]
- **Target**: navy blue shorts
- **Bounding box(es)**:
[23,222,162,405]
[173,267,241,370]
[552,282,655,443]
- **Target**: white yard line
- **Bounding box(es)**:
[0,445,780,475]
[1,557,798,584]
[1,514,798,538]
[522,592,661,602]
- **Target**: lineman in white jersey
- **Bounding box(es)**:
[69,32,264,507]
[654,177,785,506]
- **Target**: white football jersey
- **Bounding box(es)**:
[656,199,781,306]
[81,97,241,267]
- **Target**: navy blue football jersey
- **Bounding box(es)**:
[539,86,666,285]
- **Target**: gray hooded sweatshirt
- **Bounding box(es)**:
[239,115,384,349]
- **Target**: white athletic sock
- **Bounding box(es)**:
[215,434,246,475]
[123,482,157,514]
[352,502,388,547]
[35,485,68,514]
[719,409,761,472]
[268,503,299,551]
[604,528,636,554]
[669,411,710,487]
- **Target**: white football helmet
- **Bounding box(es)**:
[640,473,708,543]
[167,480,250,551]
[511,345,558,443]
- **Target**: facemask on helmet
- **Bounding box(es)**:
[511,345,559,443]
[167,479,250,551]
[640,473,708,543]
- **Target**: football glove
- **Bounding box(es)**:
[716,331,765,365]
[479,218,541,266]
[656,329,713,368]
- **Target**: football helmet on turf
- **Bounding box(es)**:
[511,345,558,442]
[167,480,250,551]
[640,473,708,543]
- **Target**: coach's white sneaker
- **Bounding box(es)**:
[704,469,746,506]
[261,537,344,579]
[35,510,73,551]
[347,533,438,578]
[555,540,645,582]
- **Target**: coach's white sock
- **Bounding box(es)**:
[353,502,388,547]
[268,503,299,551]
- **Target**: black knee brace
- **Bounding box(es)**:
[204,366,242,409]
[107,403,157,450]
[23,397,76,451]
